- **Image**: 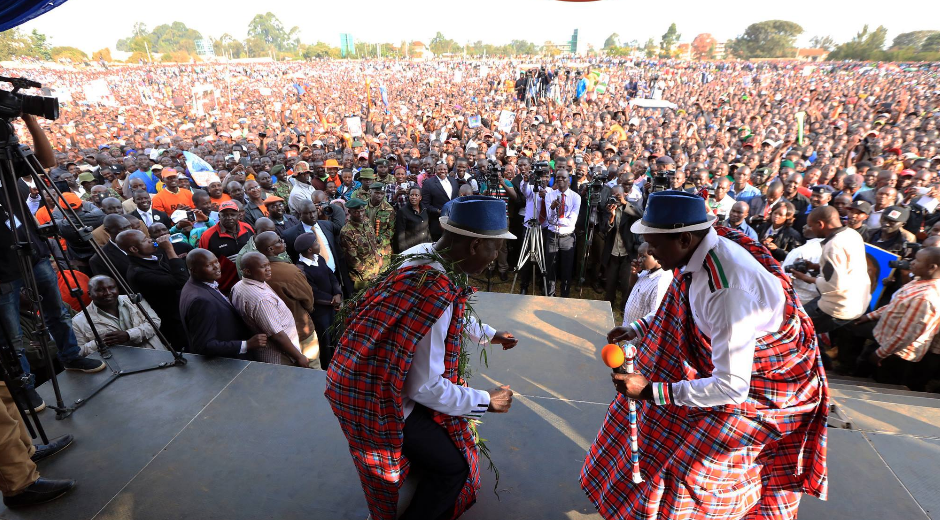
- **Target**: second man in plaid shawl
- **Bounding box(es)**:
[582,191,828,520]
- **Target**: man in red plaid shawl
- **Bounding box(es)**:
[582,191,828,520]
[325,196,519,520]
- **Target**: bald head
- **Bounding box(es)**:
[115,229,146,255]
[186,248,215,271]
[253,217,276,234]
[88,275,115,292]
[100,197,123,215]
[254,231,280,254]
[767,179,784,199]
[241,252,269,281]
[103,214,131,239]
[808,206,841,227]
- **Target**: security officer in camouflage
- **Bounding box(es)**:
[365,182,396,261]
[350,168,376,201]
[340,198,384,290]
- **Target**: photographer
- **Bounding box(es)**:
[480,162,517,280]
[849,247,940,391]
[789,207,871,336]
[543,169,581,297]
[517,167,552,295]
[1,115,106,409]
[598,185,642,309]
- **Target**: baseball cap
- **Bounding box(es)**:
[882,206,910,223]
[262,195,285,206]
[848,200,872,215]
[324,159,340,168]
[77,172,96,183]
[161,168,179,178]
[357,152,370,160]
[219,200,239,212]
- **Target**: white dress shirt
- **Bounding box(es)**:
[542,188,581,235]
[519,182,548,228]
[782,238,823,307]
[439,175,454,199]
[400,243,494,419]
[302,222,336,273]
[630,228,786,407]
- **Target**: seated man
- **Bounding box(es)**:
[179,249,267,359]
[230,252,310,368]
[851,247,940,391]
[71,275,165,356]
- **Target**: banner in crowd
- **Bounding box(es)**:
[864,244,900,312]
[346,116,363,137]
[467,115,481,128]
[497,110,515,133]
[183,150,216,187]
[83,79,115,106]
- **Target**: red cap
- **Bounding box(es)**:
[219,200,239,212]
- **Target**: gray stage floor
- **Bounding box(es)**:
[2,293,937,519]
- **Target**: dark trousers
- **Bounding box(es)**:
[400,405,469,520]
[311,305,334,368]
[803,297,854,370]
[849,321,940,391]
[604,254,633,311]
[545,230,576,297]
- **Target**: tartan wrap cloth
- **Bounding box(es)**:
[581,226,829,520]
[325,265,481,520]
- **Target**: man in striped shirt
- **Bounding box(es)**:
[854,247,940,391]
[229,252,310,368]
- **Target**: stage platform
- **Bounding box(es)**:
[2,292,938,519]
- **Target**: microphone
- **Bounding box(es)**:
[602,343,628,374]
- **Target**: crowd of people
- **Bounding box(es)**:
[1,56,939,406]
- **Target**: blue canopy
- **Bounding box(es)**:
[0,0,70,33]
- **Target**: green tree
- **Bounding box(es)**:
[829,25,887,60]
[809,35,836,51]
[429,32,460,55]
[0,29,32,60]
[643,38,658,58]
[302,41,340,59]
[50,46,88,62]
[247,12,299,52]
[923,33,940,53]
[603,33,620,49]
[29,29,51,60]
[116,21,201,54]
[660,23,680,57]
[730,20,803,58]
[891,30,938,50]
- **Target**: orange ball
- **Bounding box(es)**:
[601,343,625,369]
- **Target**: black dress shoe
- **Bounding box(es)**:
[64,357,105,373]
[499,271,509,282]
[31,434,74,464]
[3,478,76,508]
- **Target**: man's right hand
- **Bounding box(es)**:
[246,334,267,350]
[607,326,637,344]
[487,385,513,413]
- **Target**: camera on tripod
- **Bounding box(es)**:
[529,161,551,185]
[484,159,503,186]
[650,171,672,192]
[0,76,59,122]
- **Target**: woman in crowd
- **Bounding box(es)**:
[393,187,430,253]
[757,200,804,261]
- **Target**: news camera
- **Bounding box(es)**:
[0,76,59,122]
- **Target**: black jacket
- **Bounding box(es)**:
[126,254,190,350]
[89,241,131,280]
[297,259,342,305]
[282,220,354,297]
[54,203,105,261]
[242,200,267,229]
[131,207,171,228]
[421,176,459,239]
[394,205,431,253]
[178,279,252,359]
[756,223,805,262]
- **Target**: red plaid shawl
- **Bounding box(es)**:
[582,227,829,519]
[325,265,480,520]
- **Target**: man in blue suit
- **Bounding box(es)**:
[179,249,267,358]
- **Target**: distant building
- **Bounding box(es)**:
[409,41,433,60]
[713,42,726,60]
[796,48,829,62]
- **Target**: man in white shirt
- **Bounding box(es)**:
[583,191,828,520]
[326,196,519,520]
[620,242,673,345]
[516,168,552,295]
[542,169,581,297]
[287,164,316,214]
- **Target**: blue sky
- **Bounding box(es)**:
[18,0,938,55]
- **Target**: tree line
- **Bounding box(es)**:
[2,17,939,63]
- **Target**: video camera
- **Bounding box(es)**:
[529,160,551,185]
[784,260,815,275]
[0,76,59,122]
[888,242,922,270]
[650,169,673,193]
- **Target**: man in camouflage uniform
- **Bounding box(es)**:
[350,168,375,201]
[365,182,396,261]
[340,198,384,290]
[268,165,294,202]
[373,159,398,204]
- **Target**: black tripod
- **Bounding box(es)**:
[0,112,185,420]
[577,183,602,296]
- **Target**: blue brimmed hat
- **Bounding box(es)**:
[439,196,516,240]
[631,191,716,234]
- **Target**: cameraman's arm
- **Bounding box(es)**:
[23,115,55,169]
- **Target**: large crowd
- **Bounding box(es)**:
[2,56,940,410]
